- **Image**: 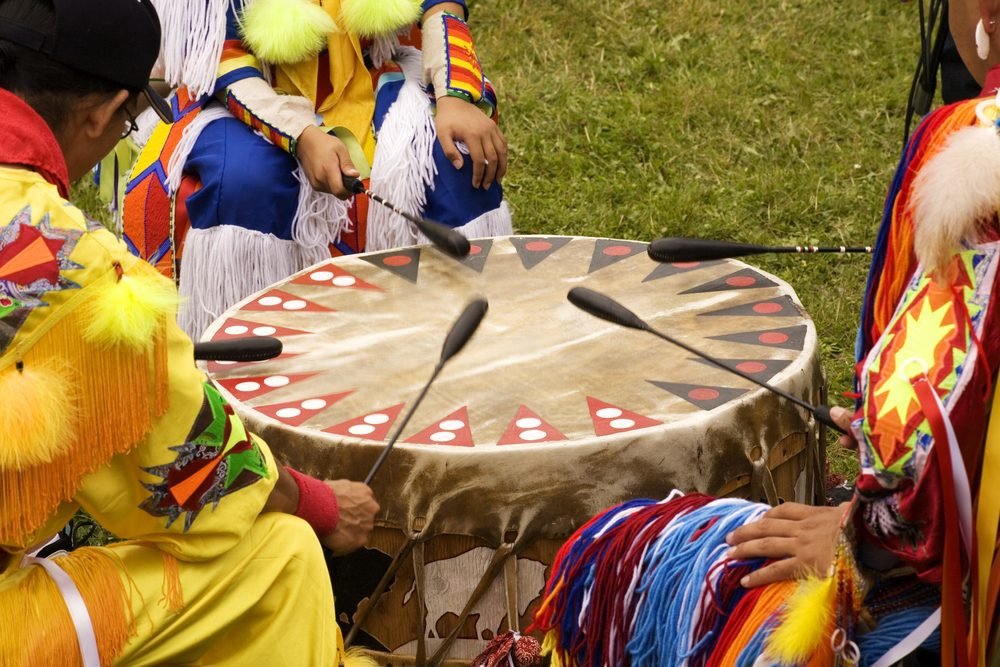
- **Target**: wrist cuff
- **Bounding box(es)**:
[421,11,485,103]
[287,467,339,537]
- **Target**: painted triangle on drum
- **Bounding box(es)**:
[642,260,718,283]
[255,390,355,427]
[680,267,778,294]
[510,236,572,270]
[361,248,421,283]
[460,239,494,273]
[690,357,791,383]
[497,406,568,445]
[709,324,808,351]
[405,406,475,446]
[205,352,302,374]
[216,372,319,401]
[588,239,647,274]
[323,403,405,441]
[586,397,663,436]
[211,317,313,341]
[291,262,383,291]
[699,295,799,318]
[242,289,333,313]
[647,380,748,411]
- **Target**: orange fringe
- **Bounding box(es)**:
[0,302,170,545]
[715,581,797,665]
[160,552,184,613]
[0,549,134,667]
[873,98,980,336]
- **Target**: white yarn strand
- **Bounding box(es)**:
[149,0,231,98]
[292,167,352,247]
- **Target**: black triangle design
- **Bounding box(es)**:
[700,295,800,318]
[642,259,721,283]
[510,236,572,270]
[588,239,647,274]
[460,239,494,273]
[679,268,778,294]
[709,325,807,351]
[647,380,748,410]
[360,248,421,283]
[689,357,791,383]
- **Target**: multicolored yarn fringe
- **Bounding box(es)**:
[524,494,936,666]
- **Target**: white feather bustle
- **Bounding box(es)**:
[911,124,1000,274]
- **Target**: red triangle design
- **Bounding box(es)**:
[255,390,354,427]
[405,407,474,446]
[586,397,663,436]
[291,263,383,291]
[322,403,405,441]
[215,372,319,401]
[242,289,334,313]
[497,406,567,445]
[211,318,313,341]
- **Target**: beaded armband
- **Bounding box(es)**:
[422,11,486,105]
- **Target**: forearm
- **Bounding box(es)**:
[262,465,301,515]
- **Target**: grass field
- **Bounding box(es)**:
[73,0,922,478]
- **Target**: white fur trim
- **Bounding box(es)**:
[292,167,352,246]
[149,0,231,98]
[178,226,330,339]
[912,125,1000,272]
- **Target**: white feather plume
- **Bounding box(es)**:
[911,125,1000,273]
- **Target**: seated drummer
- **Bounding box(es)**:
[725,0,1000,659]
[0,0,378,663]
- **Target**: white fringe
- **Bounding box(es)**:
[164,106,231,194]
[133,107,161,149]
[409,201,513,247]
[291,167,352,247]
[912,125,1000,272]
[149,0,231,98]
[366,47,438,251]
[178,226,330,339]
[368,32,403,70]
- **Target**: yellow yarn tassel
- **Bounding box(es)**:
[765,575,836,664]
[160,552,185,613]
[342,647,380,667]
[340,0,422,37]
[241,0,338,64]
[0,360,75,469]
[83,261,178,350]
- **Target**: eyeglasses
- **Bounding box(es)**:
[121,105,139,139]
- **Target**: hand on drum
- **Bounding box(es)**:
[320,480,380,556]
[725,501,850,588]
[435,95,507,190]
[829,405,858,449]
[295,125,360,199]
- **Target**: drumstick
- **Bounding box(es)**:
[192,336,283,362]
[343,175,472,259]
[566,287,846,434]
[363,298,489,485]
[647,237,873,263]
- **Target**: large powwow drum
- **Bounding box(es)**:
[202,236,825,664]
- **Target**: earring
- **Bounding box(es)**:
[978,19,991,60]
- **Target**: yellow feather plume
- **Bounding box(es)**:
[342,647,380,667]
[0,361,75,470]
[241,0,338,65]
[340,0,422,37]
[83,264,178,349]
[764,576,836,664]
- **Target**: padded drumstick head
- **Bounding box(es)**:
[648,237,764,262]
[567,287,649,332]
[439,298,489,364]
[417,217,472,259]
[193,336,283,362]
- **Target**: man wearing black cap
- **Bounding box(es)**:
[0,1,377,664]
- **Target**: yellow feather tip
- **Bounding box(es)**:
[765,576,836,664]
[83,266,178,349]
[241,0,338,65]
[342,647,379,667]
[340,0,422,37]
[0,362,75,469]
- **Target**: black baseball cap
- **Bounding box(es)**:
[0,0,173,123]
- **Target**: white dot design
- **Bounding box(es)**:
[438,420,465,431]
[263,375,289,388]
[596,407,622,419]
[224,325,249,335]
[365,413,390,425]
[332,275,357,287]
[258,296,282,307]
[301,399,328,411]
[430,431,456,443]
[276,407,301,419]
[310,271,334,282]
[235,381,260,393]
[349,424,376,436]
[609,418,636,430]
[519,429,547,441]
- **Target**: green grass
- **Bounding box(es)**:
[73,0,921,479]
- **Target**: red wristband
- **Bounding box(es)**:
[286,467,339,537]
